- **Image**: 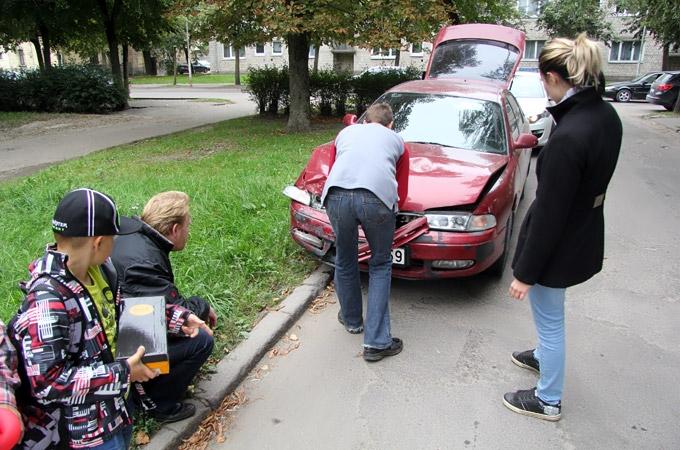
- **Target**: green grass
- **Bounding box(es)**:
[0,116,341,352]
[130,74,245,85]
[0,112,61,130]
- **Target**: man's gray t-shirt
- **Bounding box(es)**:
[321,123,405,210]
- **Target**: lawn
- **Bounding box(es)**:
[0,116,341,352]
[130,73,245,85]
[0,111,64,130]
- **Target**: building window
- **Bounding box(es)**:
[272,41,283,55]
[609,41,641,62]
[371,48,397,59]
[517,0,543,17]
[223,45,245,59]
[309,45,316,58]
[255,43,265,55]
[524,40,545,60]
[18,48,26,66]
[410,43,423,56]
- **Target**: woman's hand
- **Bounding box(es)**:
[509,278,532,300]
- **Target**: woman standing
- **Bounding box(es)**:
[504,34,622,421]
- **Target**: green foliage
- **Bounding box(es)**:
[351,66,422,115]
[310,69,352,116]
[245,66,289,115]
[537,0,613,40]
[0,65,127,114]
[615,0,680,49]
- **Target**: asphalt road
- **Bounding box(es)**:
[0,85,255,180]
[207,101,680,449]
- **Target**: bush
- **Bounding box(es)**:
[351,66,421,115]
[246,65,289,115]
[0,65,127,114]
[310,69,352,117]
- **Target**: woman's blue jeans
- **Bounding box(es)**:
[326,188,396,349]
[529,284,566,405]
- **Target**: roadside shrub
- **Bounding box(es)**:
[351,66,421,115]
[0,65,127,113]
[246,65,289,115]
[310,69,352,117]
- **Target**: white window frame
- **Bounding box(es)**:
[516,0,543,17]
[410,43,423,56]
[609,40,642,63]
[309,45,317,58]
[524,40,545,61]
[223,45,245,60]
[272,41,283,56]
[255,43,265,56]
[371,48,397,59]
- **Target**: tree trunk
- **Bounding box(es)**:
[235,47,241,85]
[38,24,52,70]
[97,0,126,105]
[90,54,100,64]
[122,44,129,90]
[662,44,669,71]
[287,33,311,132]
[143,50,157,75]
[172,48,178,86]
[30,37,44,71]
[394,49,401,66]
[673,93,680,114]
[313,44,320,73]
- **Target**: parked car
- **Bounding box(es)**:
[510,71,553,148]
[646,71,680,110]
[283,24,537,279]
[603,71,664,102]
[177,60,210,74]
[353,66,411,78]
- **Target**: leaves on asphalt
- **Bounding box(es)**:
[135,431,150,445]
[179,389,247,450]
[308,284,337,314]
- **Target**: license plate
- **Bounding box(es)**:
[391,248,406,266]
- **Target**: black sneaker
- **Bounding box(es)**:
[503,388,561,421]
[363,338,403,362]
[337,310,363,334]
[148,402,196,423]
[511,349,540,374]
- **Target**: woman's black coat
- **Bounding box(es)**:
[512,87,622,288]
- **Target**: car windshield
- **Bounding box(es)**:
[376,92,507,155]
[428,39,520,83]
[510,76,545,98]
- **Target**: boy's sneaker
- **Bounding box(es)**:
[148,402,196,423]
[363,338,403,362]
[337,310,363,334]
[503,388,561,421]
[511,349,540,374]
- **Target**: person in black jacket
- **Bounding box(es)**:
[503,34,622,421]
[111,191,215,423]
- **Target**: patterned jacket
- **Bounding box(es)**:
[9,245,192,449]
[0,320,20,411]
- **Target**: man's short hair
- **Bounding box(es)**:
[141,191,190,236]
[365,103,393,126]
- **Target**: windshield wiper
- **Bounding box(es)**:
[408,140,451,147]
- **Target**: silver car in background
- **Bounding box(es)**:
[510,72,554,148]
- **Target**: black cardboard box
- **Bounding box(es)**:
[116,296,169,374]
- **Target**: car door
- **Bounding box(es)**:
[504,93,532,207]
[635,73,662,98]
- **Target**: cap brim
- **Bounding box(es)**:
[117,216,142,235]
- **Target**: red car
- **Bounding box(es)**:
[283,24,537,279]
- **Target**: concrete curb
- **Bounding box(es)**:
[142,265,333,450]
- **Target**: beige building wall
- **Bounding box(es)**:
[0,43,41,71]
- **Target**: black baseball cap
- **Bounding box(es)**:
[52,188,141,237]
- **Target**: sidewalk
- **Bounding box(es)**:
[130,83,248,100]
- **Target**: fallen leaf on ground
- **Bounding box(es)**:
[289,334,299,341]
[179,390,247,450]
[135,431,150,445]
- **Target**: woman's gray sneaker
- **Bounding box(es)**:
[511,349,540,373]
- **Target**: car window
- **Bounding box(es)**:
[504,94,524,139]
[510,76,545,98]
[642,73,660,84]
[378,92,507,155]
[428,39,520,83]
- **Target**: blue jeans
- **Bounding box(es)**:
[326,188,396,349]
[140,328,214,414]
[529,284,566,405]
[89,425,132,450]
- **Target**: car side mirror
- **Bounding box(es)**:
[514,133,538,149]
[342,114,358,126]
[421,71,426,80]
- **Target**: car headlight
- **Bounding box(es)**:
[528,110,549,124]
[283,186,323,209]
[425,213,496,231]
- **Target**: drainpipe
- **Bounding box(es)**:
[636,26,646,77]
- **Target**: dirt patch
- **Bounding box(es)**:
[1,112,137,140]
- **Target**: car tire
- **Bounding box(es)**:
[615,89,632,102]
[488,213,514,277]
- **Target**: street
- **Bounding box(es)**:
[204,101,680,449]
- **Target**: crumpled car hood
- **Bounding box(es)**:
[295,142,508,211]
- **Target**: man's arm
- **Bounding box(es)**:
[396,144,410,209]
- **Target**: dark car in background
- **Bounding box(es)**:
[646,71,680,110]
[603,72,663,102]
[177,60,211,74]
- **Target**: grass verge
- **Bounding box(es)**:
[130,74,245,85]
[0,112,62,131]
[0,115,340,351]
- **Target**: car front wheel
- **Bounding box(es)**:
[488,213,514,277]
[615,89,632,102]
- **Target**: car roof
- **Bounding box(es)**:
[386,79,504,103]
